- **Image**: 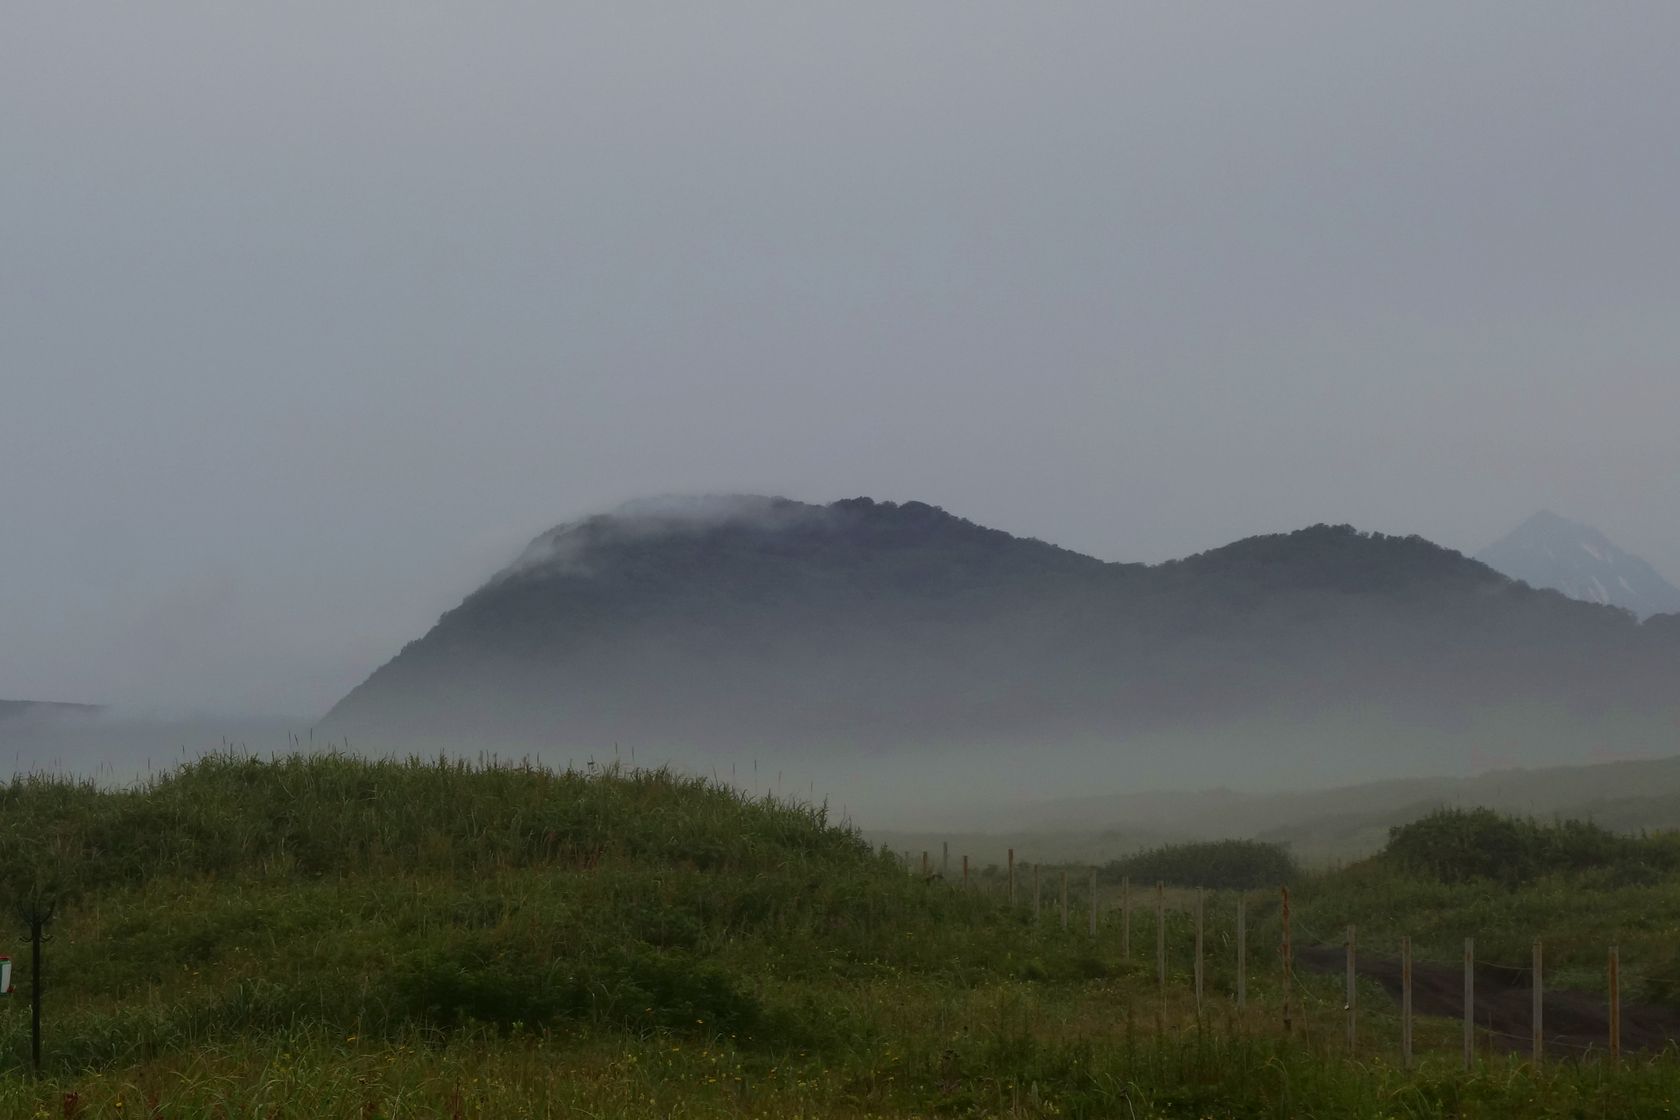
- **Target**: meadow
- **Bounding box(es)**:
[1,753,1678,1117]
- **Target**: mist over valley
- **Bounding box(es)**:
[306,494,1680,828]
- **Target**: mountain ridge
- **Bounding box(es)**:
[323,496,1680,797]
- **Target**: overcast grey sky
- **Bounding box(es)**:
[4,4,1678,718]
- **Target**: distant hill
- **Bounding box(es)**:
[0,699,103,722]
[1477,510,1680,619]
[982,754,1680,863]
[868,752,1680,871]
[324,496,1680,795]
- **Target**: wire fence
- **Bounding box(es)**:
[897,847,1668,1069]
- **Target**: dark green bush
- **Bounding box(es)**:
[1102,839,1298,889]
[1379,807,1680,887]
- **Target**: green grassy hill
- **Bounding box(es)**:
[4,754,1680,1117]
[0,753,1095,1058]
[0,753,1129,1116]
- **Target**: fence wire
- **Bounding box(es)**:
[906,853,1661,1066]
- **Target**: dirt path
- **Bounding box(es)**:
[1295,945,1680,1056]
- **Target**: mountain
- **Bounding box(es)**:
[323,496,1680,804]
[1477,510,1680,619]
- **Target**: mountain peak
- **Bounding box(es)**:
[490,495,1091,586]
[1510,509,1610,545]
[494,494,821,581]
[1477,511,1680,619]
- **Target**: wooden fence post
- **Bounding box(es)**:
[1194,888,1205,1015]
[1464,937,1474,1071]
[1609,944,1620,1066]
[942,841,949,878]
[1033,865,1041,921]
[1533,938,1544,1066]
[1060,871,1069,931]
[29,914,43,1077]
[1007,848,1015,906]
[1121,877,1131,958]
[1281,886,1292,1035]
[1156,882,1166,998]
[1345,925,1356,1054]
[1401,934,1413,1070]
[921,850,929,877]
[1236,895,1247,1010]
[962,854,969,888]
[1089,868,1098,937]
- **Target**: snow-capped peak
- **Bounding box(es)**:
[1477,511,1680,620]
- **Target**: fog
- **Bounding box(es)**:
[5,6,1680,821]
[298,496,1680,830]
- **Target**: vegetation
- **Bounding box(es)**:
[1294,809,1680,1004]
[1378,807,1680,887]
[3,756,1680,1116]
[1101,839,1299,890]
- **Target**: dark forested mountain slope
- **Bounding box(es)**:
[324,497,1680,778]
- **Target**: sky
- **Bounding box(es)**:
[4,3,1679,719]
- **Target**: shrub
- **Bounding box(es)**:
[1379,808,1680,887]
[1101,839,1298,889]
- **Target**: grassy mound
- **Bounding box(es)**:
[0,753,1109,1074]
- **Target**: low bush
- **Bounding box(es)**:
[1101,839,1298,889]
[1380,808,1680,887]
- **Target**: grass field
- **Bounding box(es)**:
[2,753,1679,1117]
